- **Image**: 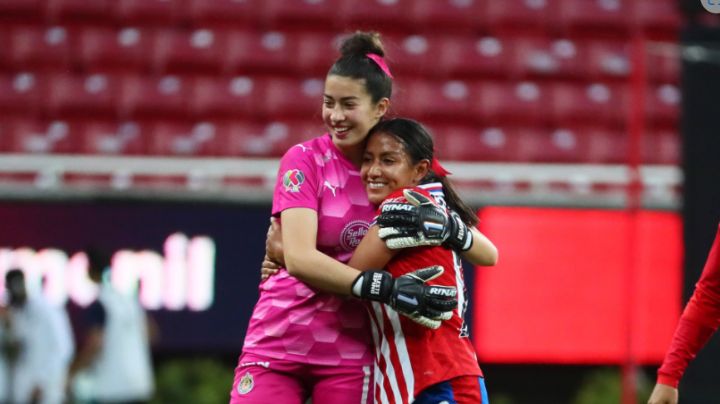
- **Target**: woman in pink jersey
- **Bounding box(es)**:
[345,118,495,403]
[231,33,462,404]
[648,222,720,404]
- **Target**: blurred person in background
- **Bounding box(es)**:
[648,222,720,404]
[66,248,156,404]
[0,268,74,404]
[231,30,495,404]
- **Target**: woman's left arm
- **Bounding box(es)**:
[462,228,499,266]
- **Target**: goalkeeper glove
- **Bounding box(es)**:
[377,189,473,251]
[351,266,457,329]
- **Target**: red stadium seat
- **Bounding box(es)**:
[0,72,45,116]
[264,0,343,27]
[583,40,631,79]
[152,28,226,73]
[511,36,584,78]
[642,128,680,165]
[437,35,512,78]
[0,0,42,17]
[225,30,297,74]
[555,0,632,33]
[45,0,114,20]
[338,0,416,30]
[431,125,541,162]
[190,75,262,119]
[473,80,552,125]
[114,0,187,24]
[550,82,629,125]
[47,73,121,117]
[645,83,680,126]
[261,77,325,119]
[293,31,342,76]
[76,27,155,71]
[187,0,264,24]
[7,119,79,154]
[646,43,680,83]
[409,0,485,31]
[485,0,557,31]
[531,127,594,163]
[80,120,148,155]
[383,33,448,77]
[7,25,73,70]
[633,0,682,33]
[149,121,223,156]
[393,79,477,122]
[223,120,325,157]
[120,75,190,118]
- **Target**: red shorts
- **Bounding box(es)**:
[229,352,373,404]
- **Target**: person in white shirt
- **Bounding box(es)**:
[0,268,74,404]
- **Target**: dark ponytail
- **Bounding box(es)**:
[367,118,479,227]
[328,31,393,103]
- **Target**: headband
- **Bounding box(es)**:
[431,158,451,177]
[366,53,394,78]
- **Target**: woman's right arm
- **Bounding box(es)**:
[280,207,360,295]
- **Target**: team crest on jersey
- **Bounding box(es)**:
[340,220,369,251]
[237,371,254,395]
[283,169,305,193]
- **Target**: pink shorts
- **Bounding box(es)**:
[229,352,373,404]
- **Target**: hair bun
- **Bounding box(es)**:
[339,31,385,58]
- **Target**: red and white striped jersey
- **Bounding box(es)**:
[368,184,483,404]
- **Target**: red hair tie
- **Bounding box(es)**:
[431,158,451,177]
[366,53,394,78]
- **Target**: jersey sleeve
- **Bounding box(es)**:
[658,223,720,387]
[271,143,320,216]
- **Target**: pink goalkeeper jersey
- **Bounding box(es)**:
[242,134,376,366]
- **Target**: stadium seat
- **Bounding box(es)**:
[338,0,416,30]
[555,0,632,33]
[114,0,187,24]
[642,128,680,165]
[120,75,190,118]
[437,35,512,78]
[532,127,594,163]
[383,33,448,77]
[261,77,325,120]
[47,73,121,117]
[45,0,114,21]
[645,83,680,126]
[293,31,342,76]
[392,79,477,122]
[149,121,221,156]
[0,72,44,116]
[223,120,324,157]
[473,80,552,125]
[583,40,631,79]
[0,0,42,18]
[76,27,155,71]
[511,36,584,78]
[187,0,264,24]
[152,28,225,73]
[80,120,148,155]
[550,82,629,126]
[224,30,297,74]
[485,0,556,31]
[646,43,680,83]
[263,0,343,28]
[633,0,682,33]
[7,25,73,70]
[430,125,533,162]
[7,119,78,154]
[190,75,262,119]
[409,0,485,31]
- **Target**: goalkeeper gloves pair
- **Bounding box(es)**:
[377,189,473,252]
[351,266,457,329]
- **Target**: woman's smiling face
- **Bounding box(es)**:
[361,131,428,205]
